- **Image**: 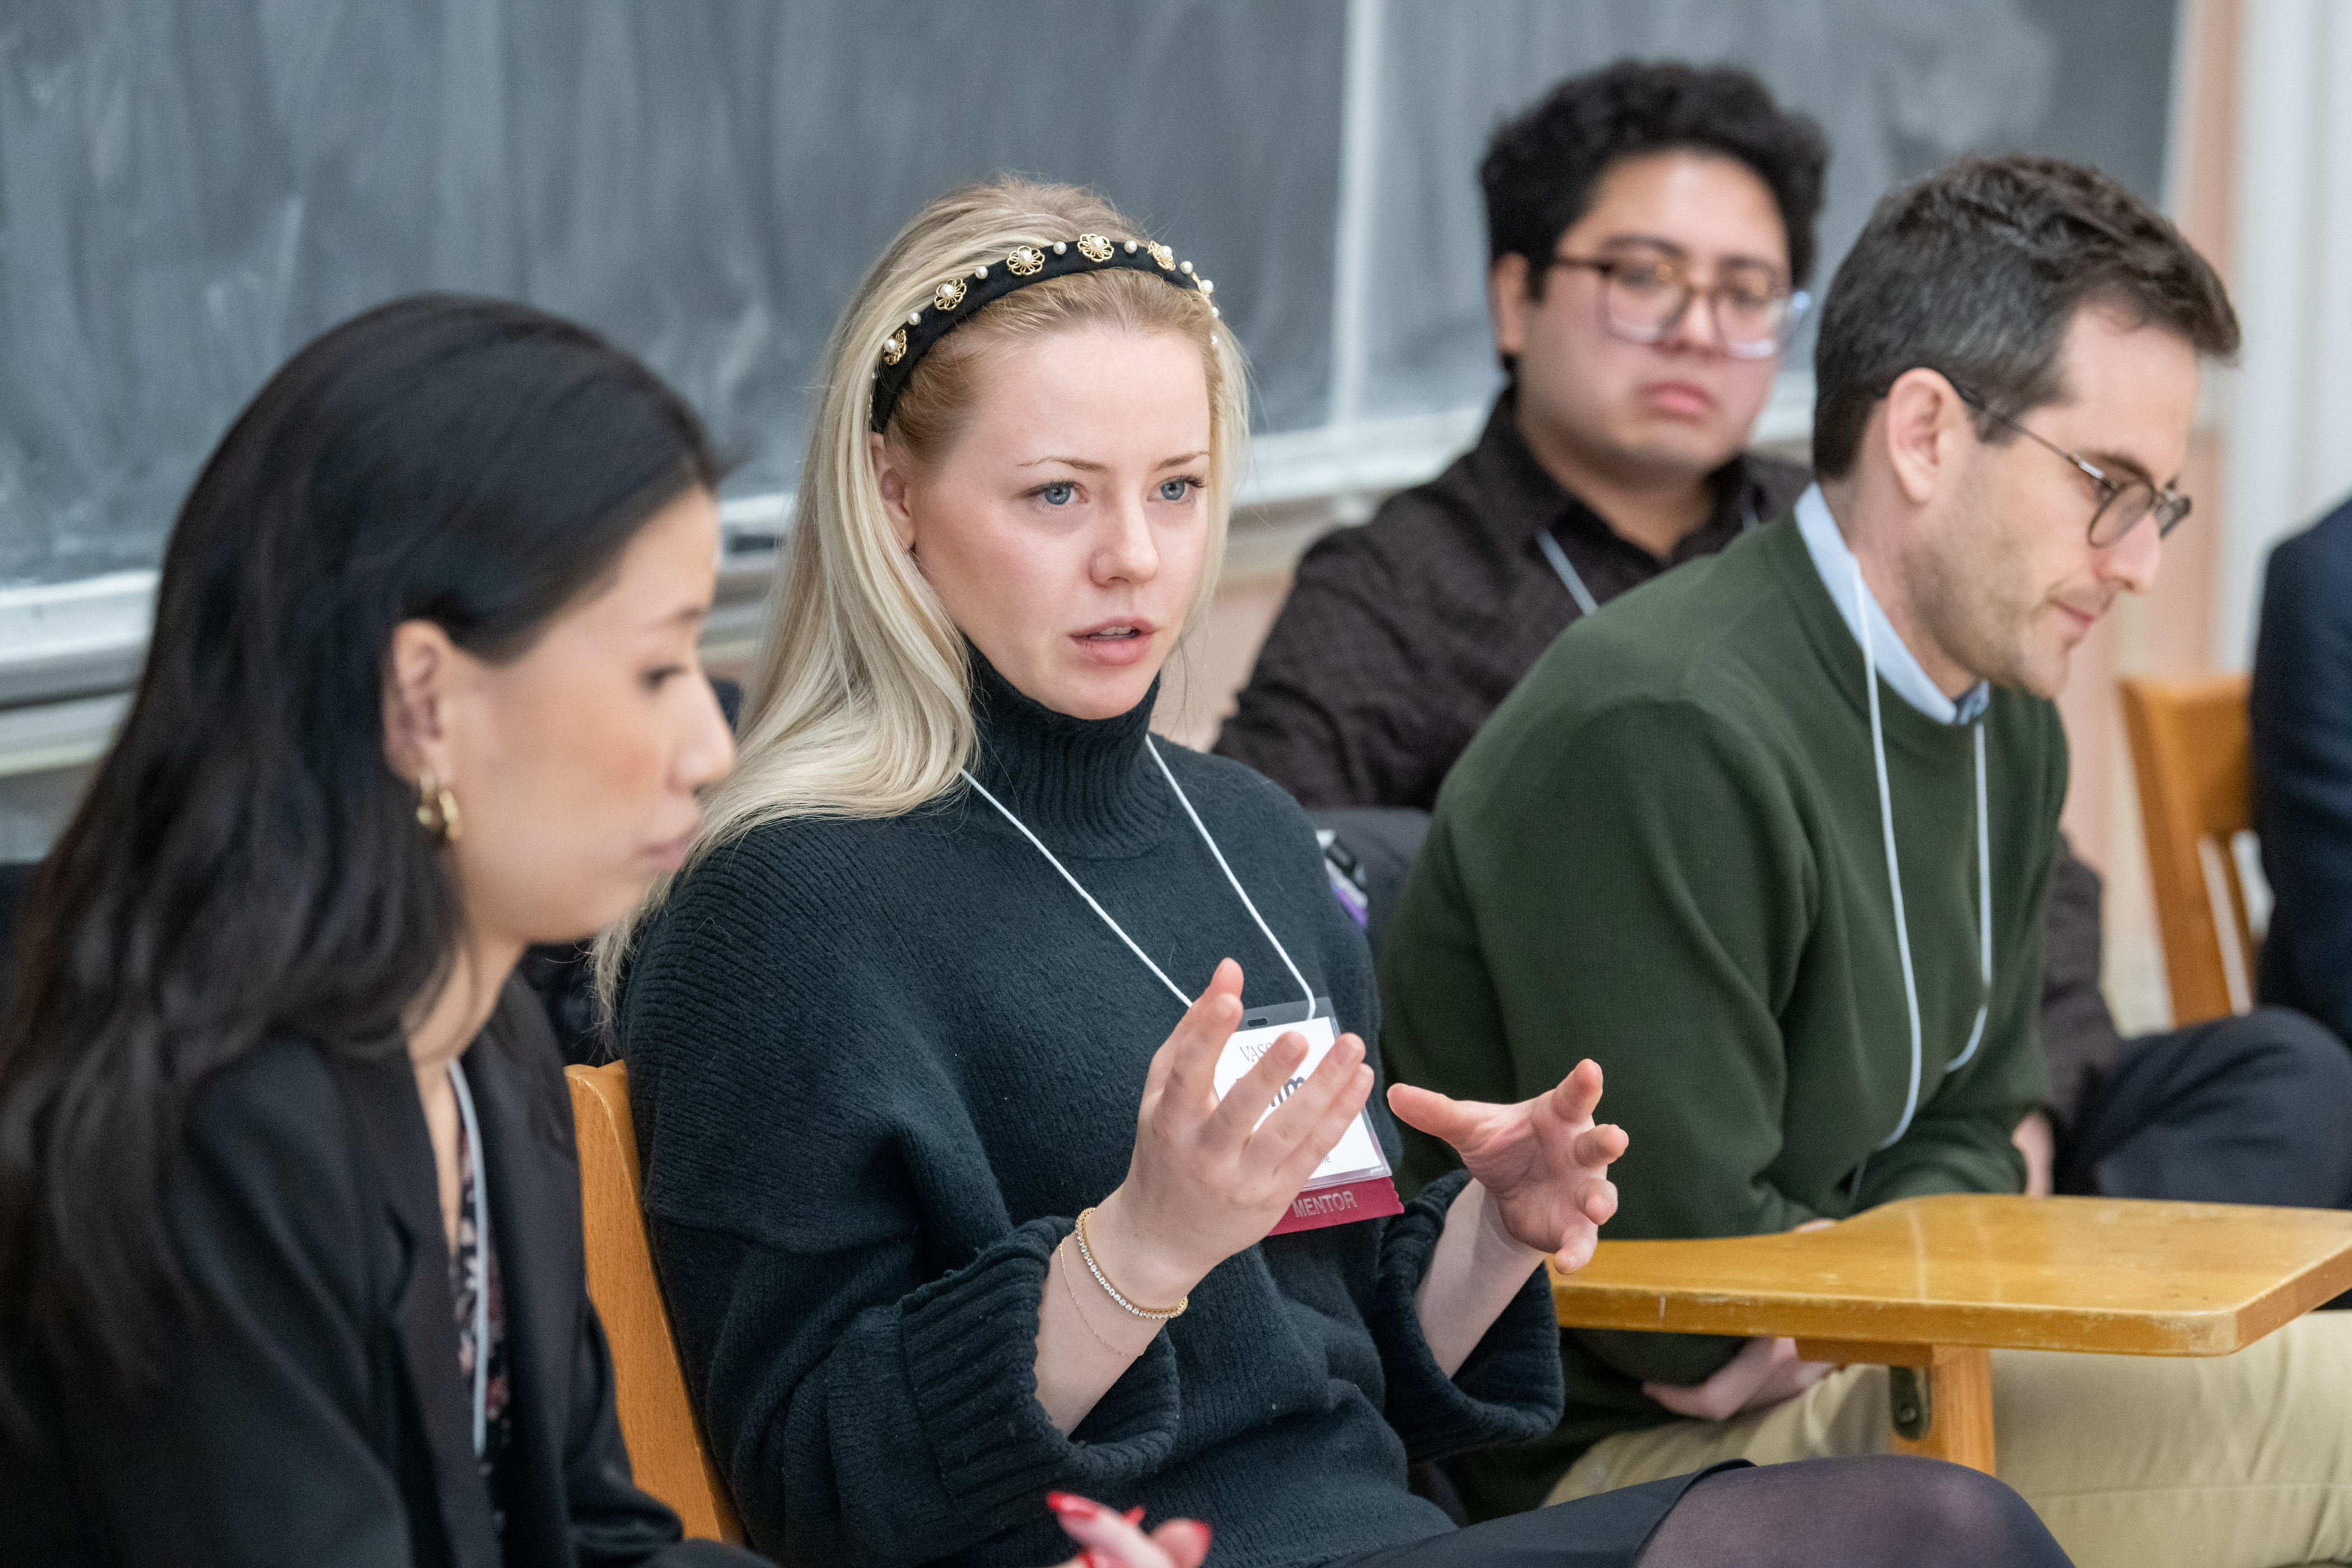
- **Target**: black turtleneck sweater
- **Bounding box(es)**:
[613,664,1571,1568]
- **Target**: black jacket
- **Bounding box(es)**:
[6,978,760,1568]
[2254,493,2352,1041]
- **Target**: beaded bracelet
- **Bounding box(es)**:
[1056,1236,1130,1355]
[1072,1206,1188,1322]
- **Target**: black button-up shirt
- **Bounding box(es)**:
[1216,389,1810,812]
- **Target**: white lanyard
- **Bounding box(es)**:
[447,1057,491,1458]
[1852,558,1992,1150]
[1537,531,1600,615]
[1541,493,1760,617]
[959,736,1314,1012]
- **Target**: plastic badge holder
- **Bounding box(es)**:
[1213,997,1403,1234]
[1316,829,1370,928]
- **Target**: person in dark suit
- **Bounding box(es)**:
[0,295,753,1566]
[2253,493,2352,1046]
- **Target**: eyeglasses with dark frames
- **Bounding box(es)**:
[1548,247,1807,361]
[1949,382,2192,548]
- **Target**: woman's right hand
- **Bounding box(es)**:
[1086,959,1373,1306]
[1046,1492,1211,1568]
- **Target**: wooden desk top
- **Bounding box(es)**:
[1551,1194,2352,1356]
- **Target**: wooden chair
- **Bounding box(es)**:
[2118,673,2258,1024]
[1552,1193,2352,1473]
[567,1061,744,1544]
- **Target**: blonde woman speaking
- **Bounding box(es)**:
[606,180,2069,1568]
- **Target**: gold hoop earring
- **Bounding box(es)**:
[415,769,463,844]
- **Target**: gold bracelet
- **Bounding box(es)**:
[1072,1206,1188,1322]
[1056,1235,1129,1355]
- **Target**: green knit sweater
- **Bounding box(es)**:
[1380,515,2065,1517]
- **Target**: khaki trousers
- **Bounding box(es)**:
[1550,1314,2352,1568]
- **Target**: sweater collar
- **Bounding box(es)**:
[1760,517,1982,760]
[967,650,1172,853]
[1794,485,1991,726]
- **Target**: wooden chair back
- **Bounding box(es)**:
[2119,673,2258,1025]
[566,1061,744,1543]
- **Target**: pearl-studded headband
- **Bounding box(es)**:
[869,232,1219,433]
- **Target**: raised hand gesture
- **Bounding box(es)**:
[1088,958,1374,1311]
[1387,1058,1627,1272]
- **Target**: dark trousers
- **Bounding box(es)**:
[1336,1469,1714,1567]
[1345,1459,2068,1568]
[2060,1006,2352,1208]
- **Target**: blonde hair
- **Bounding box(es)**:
[598,179,1248,998]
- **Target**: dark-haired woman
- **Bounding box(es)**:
[0,294,757,1565]
[0,298,1208,1568]
[0,292,1214,1568]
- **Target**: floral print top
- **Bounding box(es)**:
[450,1072,514,1537]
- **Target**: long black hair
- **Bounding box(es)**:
[0,295,718,1415]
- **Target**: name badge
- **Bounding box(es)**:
[1212,997,1403,1234]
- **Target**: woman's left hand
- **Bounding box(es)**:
[1388,1057,1627,1272]
[1044,1492,1211,1568]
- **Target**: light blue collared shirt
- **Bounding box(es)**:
[1794,484,1990,725]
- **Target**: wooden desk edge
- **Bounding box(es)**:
[1552,1248,2352,1359]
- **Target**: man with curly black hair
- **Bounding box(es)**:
[1219,61,1822,810]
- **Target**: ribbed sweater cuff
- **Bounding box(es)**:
[1369,1170,1567,1462]
[899,1219,1180,1514]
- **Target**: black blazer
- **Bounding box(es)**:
[6,978,762,1568]
[2254,493,2352,1042]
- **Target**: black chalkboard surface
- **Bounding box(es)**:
[0,0,2172,590]
[1357,0,2177,419]
[0,0,1347,586]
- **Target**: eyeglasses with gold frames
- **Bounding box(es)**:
[1950,383,2192,548]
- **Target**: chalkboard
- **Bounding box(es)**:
[0,0,2175,588]
[1358,0,2179,419]
[0,0,1346,585]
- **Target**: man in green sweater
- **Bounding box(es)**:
[1384,153,2352,1567]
